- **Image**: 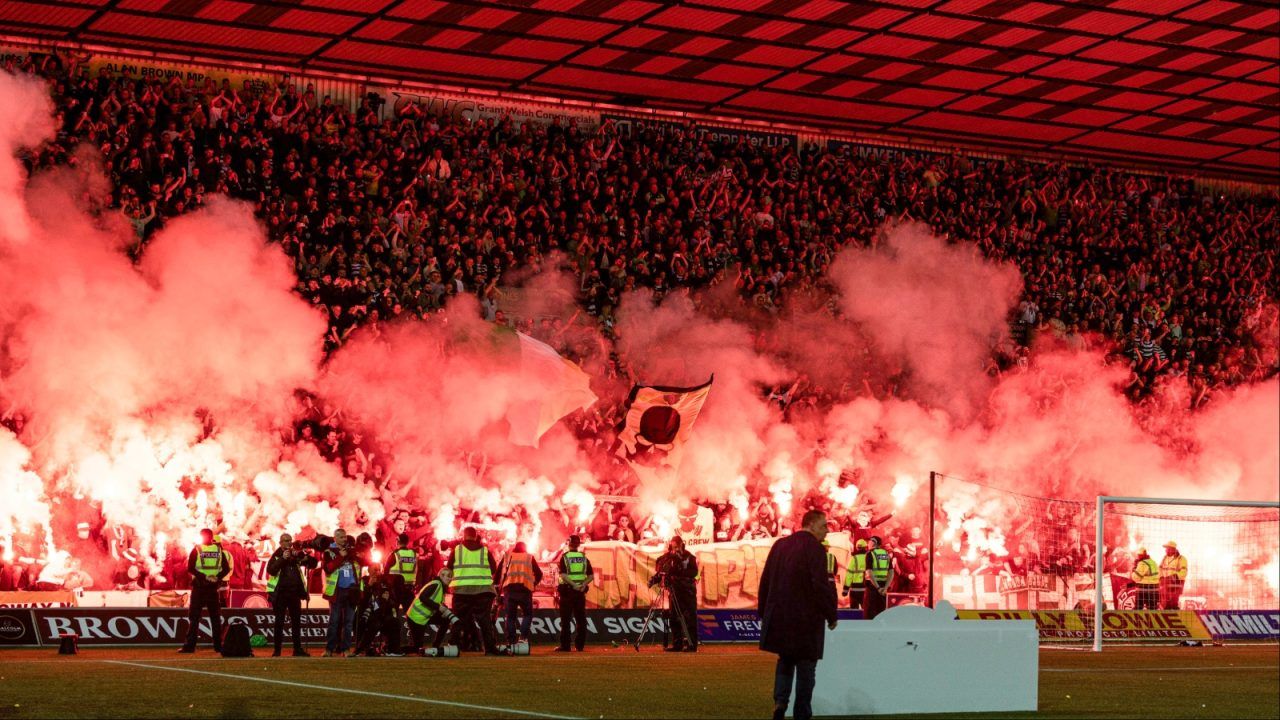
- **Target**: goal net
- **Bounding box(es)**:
[928,474,1279,647]
[1092,497,1280,650]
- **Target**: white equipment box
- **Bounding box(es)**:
[813,601,1038,716]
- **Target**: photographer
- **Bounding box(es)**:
[266,533,318,657]
[322,528,362,657]
[356,579,403,656]
[407,568,458,654]
[652,536,699,653]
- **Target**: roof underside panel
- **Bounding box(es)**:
[5,0,1276,181]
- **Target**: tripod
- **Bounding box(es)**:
[630,580,693,651]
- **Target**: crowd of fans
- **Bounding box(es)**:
[1,49,1277,596]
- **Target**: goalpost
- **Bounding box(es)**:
[1092,496,1280,652]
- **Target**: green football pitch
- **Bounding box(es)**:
[0,643,1275,719]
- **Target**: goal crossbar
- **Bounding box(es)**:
[1092,495,1280,652]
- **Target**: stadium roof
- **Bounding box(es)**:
[5,0,1279,182]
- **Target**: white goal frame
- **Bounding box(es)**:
[1093,495,1280,652]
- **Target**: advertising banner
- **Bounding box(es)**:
[957,609,1212,641]
[601,114,795,150]
[87,55,275,95]
[697,608,864,643]
[0,610,38,646]
[29,608,333,647]
[0,591,77,608]
[1196,611,1279,640]
[383,87,598,129]
[19,607,676,647]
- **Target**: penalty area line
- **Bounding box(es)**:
[103,660,582,719]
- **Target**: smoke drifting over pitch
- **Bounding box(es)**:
[0,71,1275,575]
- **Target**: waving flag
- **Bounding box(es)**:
[506,331,598,447]
[615,377,713,477]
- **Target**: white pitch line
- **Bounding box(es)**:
[104,660,582,719]
[1044,665,1278,673]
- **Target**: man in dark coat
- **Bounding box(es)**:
[758,509,839,720]
[266,533,318,656]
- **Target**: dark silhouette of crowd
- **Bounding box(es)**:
[2,49,1276,594]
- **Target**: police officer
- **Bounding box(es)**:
[179,528,230,653]
[1159,541,1188,610]
[266,533,318,657]
[555,535,594,652]
[1130,547,1160,610]
[407,569,459,655]
[841,538,868,610]
[822,539,837,587]
[499,541,542,645]
[383,533,419,613]
[862,536,894,620]
[655,536,699,652]
[447,526,501,655]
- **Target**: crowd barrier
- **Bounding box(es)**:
[1,605,1272,648]
[955,609,1279,642]
[0,607,857,647]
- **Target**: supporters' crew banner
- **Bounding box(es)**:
[601,114,796,149]
[0,591,77,608]
[380,86,598,129]
[0,610,38,646]
[87,55,275,94]
[698,608,864,643]
[581,533,855,610]
[957,610,1212,641]
[1196,611,1279,640]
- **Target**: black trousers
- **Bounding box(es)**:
[450,592,499,653]
[862,581,887,620]
[183,586,222,651]
[409,614,450,651]
[357,612,400,654]
[557,586,587,650]
[388,574,415,613]
[271,595,303,652]
[666,587,698,650]
[847,589,864,610]
[504,585,534,644]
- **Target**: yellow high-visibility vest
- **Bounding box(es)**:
[195,544,223,578]
[392,549,418,583]
[561,552,589,585]
[843,554,867,589]
[1132,558,1160,586]
[1159,555,1187,582]
[867,549,891,583]
[450,545,494,590]
[407,581,446,625]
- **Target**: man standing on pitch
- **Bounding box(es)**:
[179,528,230,653]
[758,509,838,720]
